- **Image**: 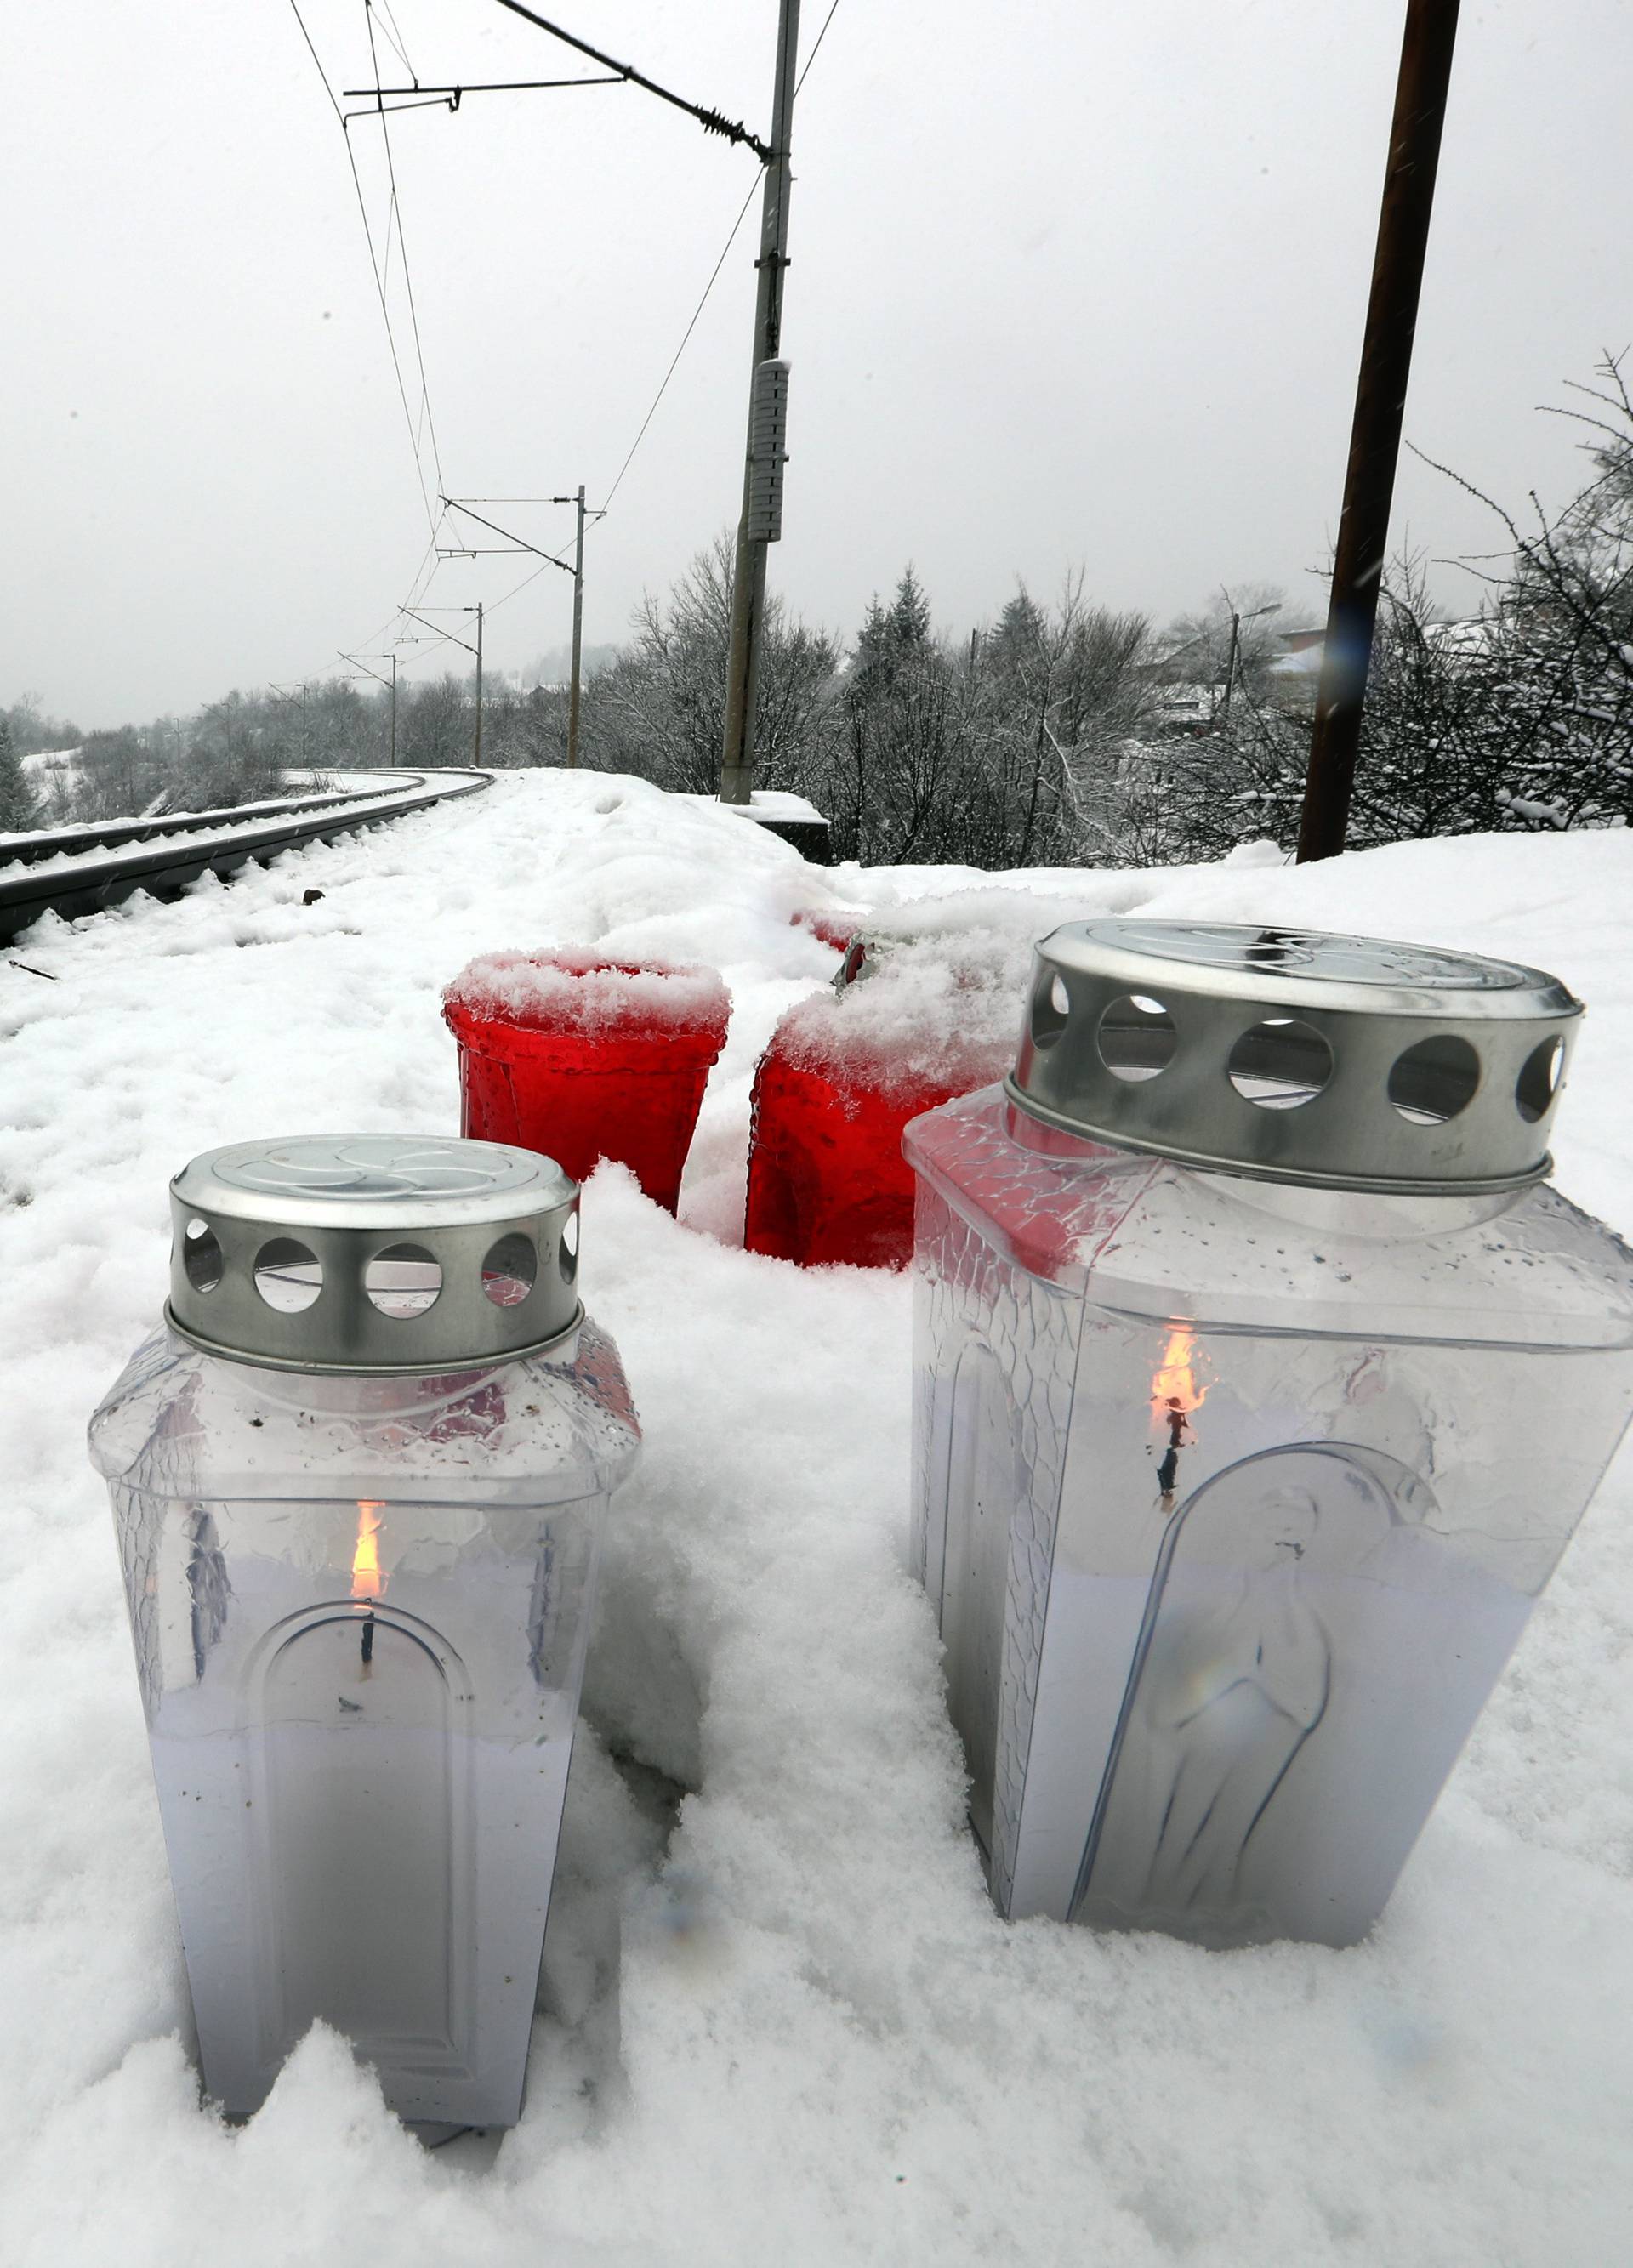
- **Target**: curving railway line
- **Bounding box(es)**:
[0,769,492,948]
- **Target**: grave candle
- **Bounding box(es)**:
[89,1133,640,2128]
[906,921,1633,1947]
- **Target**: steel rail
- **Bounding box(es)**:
[0,774,430,869]
[0,769,492,947]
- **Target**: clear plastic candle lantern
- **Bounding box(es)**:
[88,1134,640,2127]
[904,923,1633,1949]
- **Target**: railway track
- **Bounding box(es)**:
[0,769,492,948]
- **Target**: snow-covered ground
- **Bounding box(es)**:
[3,770,1632,2266]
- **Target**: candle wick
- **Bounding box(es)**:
[361,1611,375,1677]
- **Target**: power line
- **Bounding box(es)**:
[797,0,843,91]
[287,2,441,541]
[295,0,843,695]
[441,497,579,572]
[600,179,760,514]
[362,0,447,500]
[373,0,416,77]
[491,0,772,161]
[342,77,623,120]
[598,0,840,514]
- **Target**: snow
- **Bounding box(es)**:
[770,900,1068,1099]
[445,949,731,1040]
[0,773,441,872]
[680,788,829,827]
[3,770,1633,2265]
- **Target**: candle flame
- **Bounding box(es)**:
[351,1502,385,1600]
[1151,1327,1208,1424]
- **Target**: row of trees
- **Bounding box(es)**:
[9,360,1630,866]
[558,541,1156,865]
[3,687,348,833]
[498,356,1633,866]
[1155,359,1633,861]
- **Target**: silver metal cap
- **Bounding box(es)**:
[166,1134,583,1373]
[1006,920,1583,1195]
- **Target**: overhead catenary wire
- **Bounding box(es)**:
[442,0,842,661]
[442,497,578,572]
[292,0,843,703]
[361,0,447,499]
[597,0,840,514]
[286,0,443,542]
[599,177,760,515]
[490,0,772,161]
[342,77,624,120]
[373,0,416,77]
[285,3,472,686]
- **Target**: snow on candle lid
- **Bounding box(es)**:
[443,950,731,1043]
[773,907,1039,1101]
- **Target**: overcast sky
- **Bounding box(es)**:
[6,0,1630,727]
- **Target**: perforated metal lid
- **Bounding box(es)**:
[166,1134,583,1373]
[1005,921,1582,1194]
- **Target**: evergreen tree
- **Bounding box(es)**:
[0,716,39,831]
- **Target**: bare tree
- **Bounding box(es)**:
[578,534,841,795]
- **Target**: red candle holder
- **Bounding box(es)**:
[790,907,866,953]
[745,941,1020,1270]
[443,951,731,1214]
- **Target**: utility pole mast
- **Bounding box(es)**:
[270,682,313,769]
[720,0,800,807]
[340,651,398,765]
[552,485,587,768]
[1220,599,1279,720]
[474,601,484,768]
[570,483,586,768]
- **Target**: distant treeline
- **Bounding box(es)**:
[7,358,1630,864]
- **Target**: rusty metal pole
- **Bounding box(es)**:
[1296,0,1462,862]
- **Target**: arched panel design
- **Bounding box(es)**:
[1071,1443,1531,1947]
[939,1343,1025,1858]
[244,1603,474,2069]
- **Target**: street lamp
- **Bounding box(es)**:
[1220,600,1281,719]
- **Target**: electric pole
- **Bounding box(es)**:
[396,604,486,767]
[1296,0,1461,861]
[1220,600,1279,719]
[549,486,588,768]
[341,652,398,766]
[270,682,313,769]
[474,601,485,768]
[568,483,585,768]
[443,491,589,769]
[720,0,800,808]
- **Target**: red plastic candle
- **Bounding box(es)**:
[443,951,731,1214]
[745,935,1022,1270]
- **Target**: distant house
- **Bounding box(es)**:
[1148,682,1216,738]
[1266,618,1495,694]
[1266,628,1326,709]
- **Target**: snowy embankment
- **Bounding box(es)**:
[3,771,1632,2267]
